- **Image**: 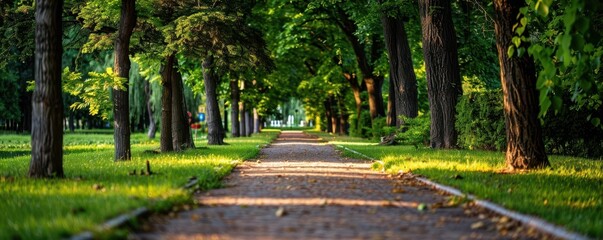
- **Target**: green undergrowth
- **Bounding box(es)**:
[308,131,603,238]
[0,130,279,239]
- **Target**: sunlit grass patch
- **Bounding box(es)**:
[321,135,603,238]
[0,130,278,239]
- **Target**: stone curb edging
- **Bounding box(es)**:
[69,178,199,240]
[336,145,591,240]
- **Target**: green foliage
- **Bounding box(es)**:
[0,68,21,121]
[366,117,396,142]
[396,113,430,148]
[0,130,279,239]
[456,90,506,151]
[518,0,602,126]
[63,67,127,120]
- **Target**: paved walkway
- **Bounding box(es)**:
[132,131,547,239]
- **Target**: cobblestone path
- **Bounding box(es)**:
[132,131,546,240]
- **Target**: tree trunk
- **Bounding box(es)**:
[419,0,463,149]
[223,103,228,132]
[171,58,189,151]
[382,14,419,126]
[144,79,157,139]
[344,73,364,133]
[387,77,396,127]
[253,108,260,133]
[337,95,348,135]
[245,110,252,136]
[112,0,135,161]
[493,0,549,170]
[160,54,174,152]
[230,80,240,137]
[239,101,247,137]
[324,99,333,133]
[29,0,64,178]
[202,55,225,145]
[336,8,385,120]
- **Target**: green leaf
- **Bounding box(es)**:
[535,1,549,17]
[512,37,522,48]
[551,96,562,112]
[540,97,551,115]
[507,45,515,58]
[591,117,601,127]
[517,47,525,57]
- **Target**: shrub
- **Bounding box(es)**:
[396,113,430,148]
[366,117,396,142]
[456,90,506,151]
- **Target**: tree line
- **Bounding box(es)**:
[0,0,600,178]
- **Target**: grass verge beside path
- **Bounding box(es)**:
[0,130,278,239]
[307,131,603,239]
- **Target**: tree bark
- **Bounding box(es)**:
[160,54,174,152]
[239,101,247,137]
[493,0,549,170]
[230,80,240,137]
[253,108,260,133]
[171,58,191,150]
[336,8,385,120]
[324,99,333,133]
[29,0,64,178]
[387,76,397,127]
[144,79,157,139]
[419,0,463,149]
[112,0,135,161]
[344,73,364,133]
[245,110,252,136]
[202,55,225,145]
[382,14,419,126]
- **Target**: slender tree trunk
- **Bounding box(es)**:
[344,73,364,134]
[112,0,135,161]
[171,58,188,151]
[230,80,240,137]
[68,112,75,132]
[202,55,225,145]
[387,77,397,127]
[253,109,260,133]
[337,96,348,135]
[382,14,419,126]
[324,99,333,133]
[419,0,463,149]
[160,54,174,152]
[239,101,247,137]
[223,103,228,132]
[144,79,157,138]
[493,0,549,170]
[29,0,64,178]
[245,110,252,136]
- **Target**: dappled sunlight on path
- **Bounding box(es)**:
[131,131,537,240]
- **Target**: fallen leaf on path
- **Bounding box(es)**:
[471,221,485,229]
[417,203,427,211]
[275,207,287,217]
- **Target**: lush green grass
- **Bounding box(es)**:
[307,131,603,238]
[0,130,278,239]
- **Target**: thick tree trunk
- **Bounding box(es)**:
[112,0,135,161]
[144,79,157,139]
[160,55,174,152]
[365,76,386,120]
[230,80,240,137]
[493,0,549,170]
[419,0,463,149]
[382,15,419,126]
[171,58,189,151]
[202,55,225,145]
[29,0,64,178]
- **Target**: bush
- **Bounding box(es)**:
[456,90,506,151]
[456,90,603,158]
[396,113,430,148]
[366,117,396,142]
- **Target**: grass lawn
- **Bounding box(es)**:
[308,131,603,239]
[0,130,278,239]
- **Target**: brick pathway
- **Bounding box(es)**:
[131,131,545,239]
